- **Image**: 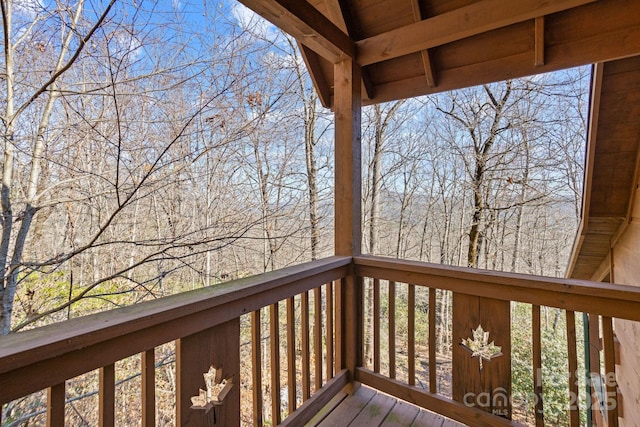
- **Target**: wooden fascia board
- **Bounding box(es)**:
[566,63,603,279]
[237,0,355,63]
[356,0,597,66]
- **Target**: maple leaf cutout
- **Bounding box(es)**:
[190,366,234,414]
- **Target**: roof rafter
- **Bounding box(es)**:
[237,0,355,63]
[410,0,437,88]
[356,0,597,66]
[324,0,375,100]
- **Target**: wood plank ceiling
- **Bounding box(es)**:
[567,56,640,281]
[238,0,640,108]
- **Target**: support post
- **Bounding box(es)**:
[176,319,240,427]
[334,58,362,384]
[452,294,511,419]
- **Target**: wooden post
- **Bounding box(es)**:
[176,319,240,427]
[47,383,65,427]
[334,58,362,384]
[452,294,511,419]
[99,364,115,427]
[142,349,156,427]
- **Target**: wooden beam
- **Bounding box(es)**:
[410,0,437,87]
[324,0,375,100]
[534,16,545,66]
[367,20,640,105]
[237,0,355,63]
[357,0,597,66]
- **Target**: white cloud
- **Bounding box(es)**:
[14,0,45,18]
[231,3,276,38]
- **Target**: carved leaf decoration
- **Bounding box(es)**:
[190,366,233,413]
[460,324,503,370]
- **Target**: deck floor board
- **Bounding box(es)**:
[310,386,467,427]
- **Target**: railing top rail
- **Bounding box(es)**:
[0,256,350,378]
[354,255,640,320]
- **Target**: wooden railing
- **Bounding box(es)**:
[353,255,640,427]
[2,255,639,426]
[0,256,351,426]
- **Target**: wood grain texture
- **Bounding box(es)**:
[314,286,324,390]
[302,291,311,400]
[47,383,65,427]
[356,0,596,66]
[566,310,580,427]
[429,287,437,394]
[534,16,544,66]
[237,0,355,62]
[176,320,240,427]
[279,369,348,426]
[389,281,396,379]
[356,369,523,427]
[99,364,115,427]
[532,305,543,427]
[286,297,297,412]
[408,284,416,386]
[334,59,362,256]
[251,310,263,426]
[0,257,350,405]
[141,349,155,427]
[270,303,281,424]
[326,282,335,379]
[602,317,619,427]
[374,278,381,373]
[452,294,511,418]
[354,255,640,321]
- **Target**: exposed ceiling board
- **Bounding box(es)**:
[568,56,640,280]
[260,0,640,107]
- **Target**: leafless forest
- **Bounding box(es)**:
[1,1,589,425]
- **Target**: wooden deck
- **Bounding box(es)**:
[306,386,467,427]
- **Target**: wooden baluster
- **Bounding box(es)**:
[532,305,544,427]
[314,286,323,390]
[100,364,115,427]
[176,320,240,427]
[602,317,618,427]
[326,282,334,379]
[270,303,281,425]
[408,284,416,386]
[588,313,602,425]
[251,310,263,427]
[47,382,65,427]
[389,280,396,379]
[286,297,297,413]
[335,278,344,373]
[429,288,436,393]
[373,278,381,373]
[301,291,311,400]
[566,310,579,427]
[141,349,156,427]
